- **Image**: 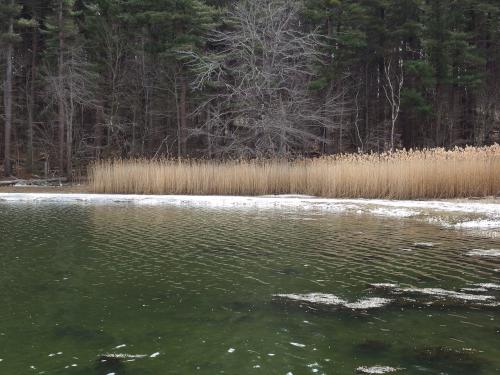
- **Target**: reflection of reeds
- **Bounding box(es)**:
[89,145,500,199]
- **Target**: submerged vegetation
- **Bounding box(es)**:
[90,145,500,199]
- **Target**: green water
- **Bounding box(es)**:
[0,203,499,374]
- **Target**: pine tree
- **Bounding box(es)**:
[42,0,84,177]
[0,0,22,176]
[123,0,217,156]
[19,0,42,173]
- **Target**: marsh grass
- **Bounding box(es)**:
[89,145,500,199]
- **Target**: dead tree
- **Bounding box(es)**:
[188,0,348,157]
[45,45,97,179]
[383,57,404,151]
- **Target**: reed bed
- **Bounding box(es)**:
[89,145,500,199]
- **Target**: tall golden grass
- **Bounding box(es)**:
[89,145,500,199]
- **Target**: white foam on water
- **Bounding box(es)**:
[274,293,393,310]
[413,242,436,248]
[455,220,500,229]
[150,352,160,358]
[369,208,419,218]
[275,293,346,305]
[403,288,495,301]
[473,283,500,290]
[370,284,495,302]
[467,249,500,257]
[227,348,235,353]
[290,342,306,348]
[102,353,147,359]
[114,344,126,349]
[344,298,392,309]
[356,366,401,374]
[369,283,399,288]
[460,287,488,293]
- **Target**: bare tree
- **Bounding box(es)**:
[188,0,347,157]
[45,45,97,179]
[383,57,404,151]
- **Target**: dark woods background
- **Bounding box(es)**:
[1,0,499,177]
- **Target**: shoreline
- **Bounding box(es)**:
[0,185,499,202]
[2,191,500,238]
[0,189,499,207]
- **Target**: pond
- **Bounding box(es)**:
[0,199,499,374]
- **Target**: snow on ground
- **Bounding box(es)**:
[1,193,500,233]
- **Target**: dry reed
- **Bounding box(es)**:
[89,145,500,199]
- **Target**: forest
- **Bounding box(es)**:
[1,0,499,178]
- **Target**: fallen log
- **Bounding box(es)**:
[0,177,68,186]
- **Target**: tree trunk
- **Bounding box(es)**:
[66,116,72,180]
[178,74,188,157]
[95,106,104,159]
[57,0,65,174]
[3,1,14,177]
[207,105,212,158]
[131,106,136,157]
[66,54,74,181]
[26,26,38,174]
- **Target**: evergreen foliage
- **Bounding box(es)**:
[1,0,499,176]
